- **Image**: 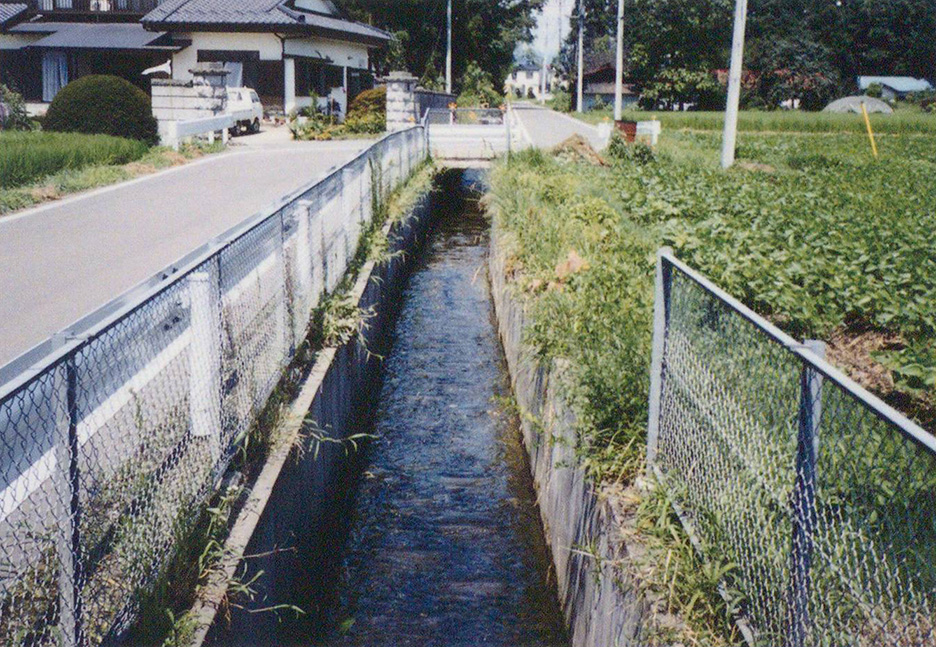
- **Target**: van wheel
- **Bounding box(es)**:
[250,119,261,134]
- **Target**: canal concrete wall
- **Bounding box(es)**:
[488,221,647,647]
[188,183,440,647]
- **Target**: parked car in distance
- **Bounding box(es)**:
[227,88,263,135]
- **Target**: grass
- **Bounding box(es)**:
[0,140,225,217]
[486,122,936,643]
[573,104,936,134]
[0,131,148,189]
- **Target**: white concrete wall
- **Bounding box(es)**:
[152,79,227,122]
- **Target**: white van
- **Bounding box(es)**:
[226,88,263,135]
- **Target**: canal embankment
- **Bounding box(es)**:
[488,218,648,647]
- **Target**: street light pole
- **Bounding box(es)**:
[614,0,624,120]
[576,1,584,113]
[446,0,453,95]
[721,0,748,168]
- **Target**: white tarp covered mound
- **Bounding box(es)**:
[823,96,894,114]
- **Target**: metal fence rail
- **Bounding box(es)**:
[648,248,936,647]
[0,125,428,647]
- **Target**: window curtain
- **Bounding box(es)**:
[223,62,243,88]
[42,51,69,103]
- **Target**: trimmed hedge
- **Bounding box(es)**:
[44,75,158,145]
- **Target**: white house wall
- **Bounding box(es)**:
[171,32,283,81]
[283,36,368,71]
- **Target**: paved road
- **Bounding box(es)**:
[0,132,372,366]
[513,103,606,150]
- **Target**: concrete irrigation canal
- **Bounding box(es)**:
[205,170,570,646]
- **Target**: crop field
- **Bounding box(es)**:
[576,106,936,134]
[0,131,148,190]
[487,123,936,642]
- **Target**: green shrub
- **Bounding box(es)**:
[345,86,386,133]
[347,86,386,121]
[0,131,148,189]
[0,84,31,131]
[865,82,883,99]
[44,75,158,145]
[547,90,572,113]
[606,131,656,165]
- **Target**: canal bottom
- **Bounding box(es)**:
[209,170,569,647]
[319,170,568,646]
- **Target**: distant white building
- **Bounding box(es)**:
[505,62,559,100]
[857,76,934,100]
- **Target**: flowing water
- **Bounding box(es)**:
[206,170,568,647]
[320,170,568,646]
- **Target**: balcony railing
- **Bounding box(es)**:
[24,0,160,15]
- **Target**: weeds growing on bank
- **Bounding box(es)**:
[486,125,936,643]
[131,157,437,646]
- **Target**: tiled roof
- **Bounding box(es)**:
[9,22,180,50]
[142,0,390,44]
[0,3,28,27]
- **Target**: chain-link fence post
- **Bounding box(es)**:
[188,271,222,461]
[54,356,83,647]
[647,248,673,467]
[276,210,291,358]
[789,340,826,647]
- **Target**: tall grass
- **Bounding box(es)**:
[0,131,149,189]
[577,107,936,134]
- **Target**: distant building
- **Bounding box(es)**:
[581,63,638,111]
[857,76,934,100]
[0,0,390,115]
[505,62,559,100]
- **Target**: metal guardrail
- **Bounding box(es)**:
[648,248,936,646]
[0,125,428,647]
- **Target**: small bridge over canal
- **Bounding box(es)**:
[425,108,517,167]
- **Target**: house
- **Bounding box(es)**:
[581,63,638,111]
[0,0,391,116]
[857,76,934,101]
[505,62,559,100]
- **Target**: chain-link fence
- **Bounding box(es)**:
[0,125,428,647]
[647,249,936,646]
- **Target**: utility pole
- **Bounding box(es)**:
[614,0,624,120]
[446,0,453,95]
[576,0,584,113]
[721,0,748,168]
[541,30,549,102]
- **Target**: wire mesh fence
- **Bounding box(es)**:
[0,126,428,647]
[647,249,936,647]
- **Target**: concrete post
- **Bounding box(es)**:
[284,57,297,115]
[721,0,748,168]
[54,360,82,647]
[614,0,625,121]
[576,4,585,113]
[188,271,222,462]
[383,71,419,132]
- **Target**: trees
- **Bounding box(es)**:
[557,0,936,111]
[337,0,545,93]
